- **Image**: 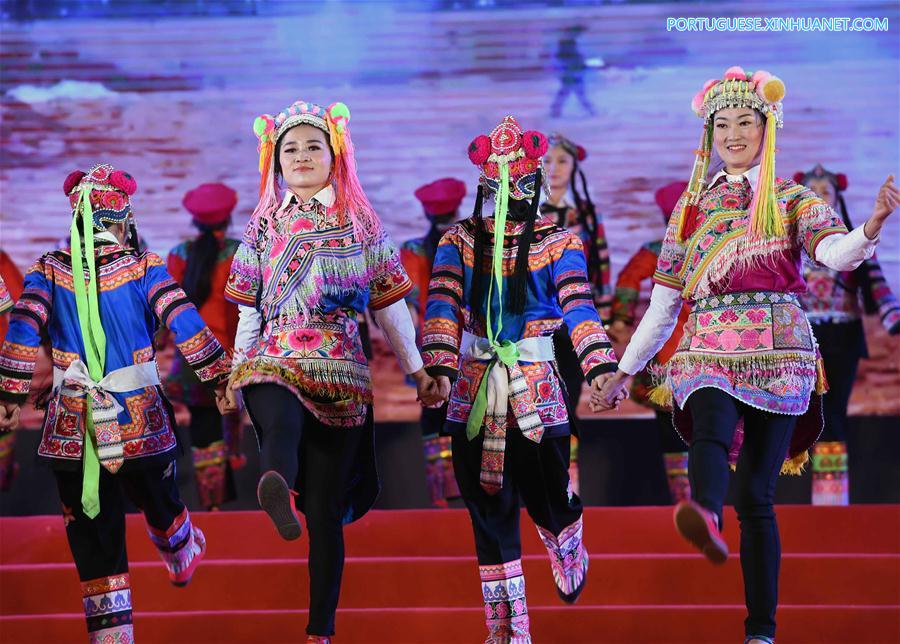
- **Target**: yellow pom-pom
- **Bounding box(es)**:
[762,77,785,103]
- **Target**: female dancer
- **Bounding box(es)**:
[596,67,898,643]
[795,164,900,505]
[223,100,438,642]
[165,182,244,510]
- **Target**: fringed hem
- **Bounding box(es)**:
[729,450,808,476]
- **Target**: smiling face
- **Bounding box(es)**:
[807,177,838,208]
[276,123,333,198]
[544,144,575,200]
[712,108,764,175]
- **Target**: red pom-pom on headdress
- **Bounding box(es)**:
[109,170,137,195]
[793,171,805,184]
[522,130,548,159]
[836,173,848,191]
[468,135,492,166]
[63,170,86,196]
[575,145,587,162]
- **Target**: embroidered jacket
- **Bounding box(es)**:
[400,235,436,332]
[165,236,241,407]
[653,177,847,301]
[422,215,617,437]
[801,255,900,333]
[0,276,11,316]
[0,240,231,467]
[540,197,612,323]
[225,187,412,427]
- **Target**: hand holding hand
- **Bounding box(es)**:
[0,403,21,432]
[413,369,445,408]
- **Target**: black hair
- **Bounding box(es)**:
[182,219,230,307]
[469,169,543,320]
[567,158,601,283]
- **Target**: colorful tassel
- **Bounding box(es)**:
[647,382,674,409]
[747,114,784,239]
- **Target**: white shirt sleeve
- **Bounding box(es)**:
[813,224,879,271]
[233,305,262,366]
[618,285,685,376]
[372,299,424,375]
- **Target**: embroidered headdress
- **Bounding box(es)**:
[62,163,140,516]
[794,164,852,230]
[678,66,786,241]
[251,99,381,242]
[463,116,549,389]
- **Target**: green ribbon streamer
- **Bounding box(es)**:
[466,162,520,440]
[69,187,108,519]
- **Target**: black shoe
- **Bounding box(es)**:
[257,470,302,541]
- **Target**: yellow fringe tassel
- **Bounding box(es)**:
[780,450,809,476]
[748,114,785,239]
[815,357,829,395]
[647,382,674,409]
[729,451,808,476]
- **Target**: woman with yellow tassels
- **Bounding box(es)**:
[594,67,899,644]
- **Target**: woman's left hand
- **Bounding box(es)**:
[865,175,900,239]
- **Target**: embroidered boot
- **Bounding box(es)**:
[811,441,849,506]
[81,573,134,643]
[146,509,206,586]
[536,516,589,604]
[192,440,229,511]
[480,560,532,643]
[663,451,691,503]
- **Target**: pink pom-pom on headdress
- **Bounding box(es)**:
[109,170,137,196]
[724,65,747,80]
[701,78,719,94]
[522,130,548,159]
[468,135,492,165]
[691,89,707,115]
[63,170,87,195]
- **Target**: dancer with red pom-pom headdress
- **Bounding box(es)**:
[0,164,232,643]
[421,116,621,642]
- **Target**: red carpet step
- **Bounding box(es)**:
[1,506,898,643]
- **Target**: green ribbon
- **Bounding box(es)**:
[69,187,108,519]
[466,162,521,440]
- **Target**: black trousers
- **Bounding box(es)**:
[54,462,185,583]
[421,402,448,439]
[452,424,582,566]
[814,321,864,443]
[655,409,686,453]
[686,387,796,639]
[244,383,363,637]
[553,326,585,414]
[187,405,223,448]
